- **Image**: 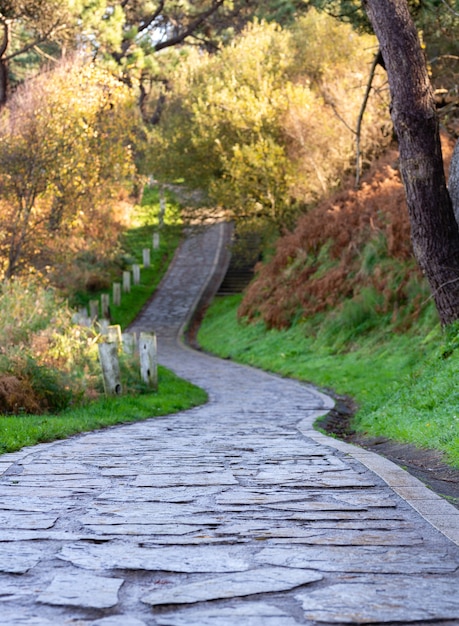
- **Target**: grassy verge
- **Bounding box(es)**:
[72,186,182,330]
[0,186,209,455]
[197,295,459,467]
[0,366,207,455]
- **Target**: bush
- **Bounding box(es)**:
[148,11,391,242]
[0,277,100,414]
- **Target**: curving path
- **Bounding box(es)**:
[0,223,459,625]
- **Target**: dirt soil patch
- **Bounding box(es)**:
[318,394,459,510]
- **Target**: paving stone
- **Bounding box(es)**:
[214,522,422,545]
[133,471,238,487]
[96,486,223,503]
[38,572,124,609]
[155,602,300,625]
[0,497,67,512]
[0,542,50,573]
[88,501,214,518]
[19,464,91,475]
[0,512,57,530]
[141,567,323,606]
[59,543,251,572]
[0,581,34,602]
[0,616,54,625]
[296,578,459,622]
[83,524,201,536]
[256,545,458,573]
[90,618,147,626]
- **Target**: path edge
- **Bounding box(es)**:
[174,222,459,547]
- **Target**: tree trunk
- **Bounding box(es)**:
[363,0,459,326]
[0,19,9,106]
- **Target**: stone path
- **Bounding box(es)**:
[1,223,459,625]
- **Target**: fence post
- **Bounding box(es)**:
[89,300,99,321]
[121,332,137,354]
[108,324,122,345]
[98,319,109,335]
[152,232,160,250]
[142,248,151,268]
[98,342,122,395]
[113,282,121,306]
[159,185,166,227]
[101,293,110,319]
[132,264,141,285]
[123,271,131,293]
[139,331,158,390]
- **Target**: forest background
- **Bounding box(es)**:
[1,1,459,479]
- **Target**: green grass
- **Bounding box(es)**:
[198,294,459,467]
[72,186,182,330]
[0,366,207,455]
[0,186,209,455]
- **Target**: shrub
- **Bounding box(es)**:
[0,277,100,414]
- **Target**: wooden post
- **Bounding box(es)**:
[89,300,99,321]
[123,271,131,293]
[152,232,160,250]
[142,248,151,268]
[113,282,121,306]
[98,342,122,395]
[72,307,90,326]
[132,264,140,285]
[121,332,137,354]
[101,293,110,319]
[159,185,166,227]
[108,324,122,344]
[98,319,109,335]
[139,331,158,390]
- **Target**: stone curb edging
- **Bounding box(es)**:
[298,413,459,547]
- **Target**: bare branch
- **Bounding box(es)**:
[355,51,380,187]
[138,0,166,33]
[438,0,459,18]
[154,0,225,52]
[4,20,66,62]
[0,19,9,58]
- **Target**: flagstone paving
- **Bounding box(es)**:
[1,223,459,625]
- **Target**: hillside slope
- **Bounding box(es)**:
[239,139,455,332]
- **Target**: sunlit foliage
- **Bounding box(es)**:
[0,59,142,281]
[147,11,390,239]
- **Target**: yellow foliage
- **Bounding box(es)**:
[148,10,391,235]
[0,58,142,280]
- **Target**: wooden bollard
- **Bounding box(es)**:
[159,186,166,226]
[139,331,158,390]
[89,300,99,320]
[98,342,122,395]
[98,319,109,335]
[132,264,140,285]
[123,271,131,293]
[113,282,121,306]
[152,232,160,250]
[107,324,122,344]
[142,248,151,268]
[121,332,137,354]
[72,307,90,326]
[101,293,110,319]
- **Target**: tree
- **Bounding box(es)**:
[363,0,459,325]
[0,59,139,279]
[148,13,389,237]
[83,0,263,122]
[0,0,85,105]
